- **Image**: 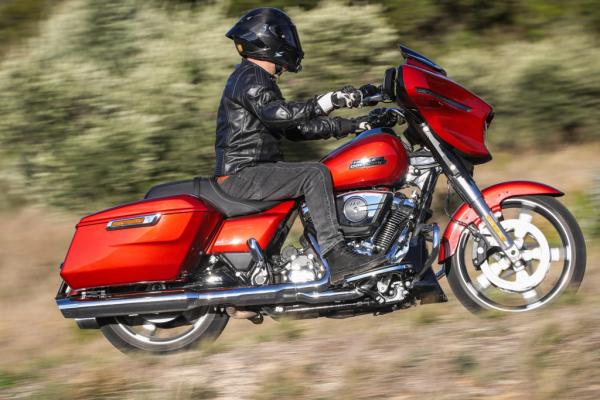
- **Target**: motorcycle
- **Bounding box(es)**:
[55,45,586,353]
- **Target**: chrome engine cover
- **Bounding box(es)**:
[336,191,393,238]
[280,247,325,284]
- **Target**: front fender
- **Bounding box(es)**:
[438,181,563,263]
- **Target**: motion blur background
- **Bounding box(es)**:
[0,1,599,399]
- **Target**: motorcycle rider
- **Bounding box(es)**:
[216,8,397,285]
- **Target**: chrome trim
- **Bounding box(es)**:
[338,191,391,225]
[106,213,161,231]
[247,238,266,264]
[435,265,446,280]
[296,289,362,303]
[425,224,440,272]
[57,276,365,319]
[345,264,411,283]
[75,318,100,329]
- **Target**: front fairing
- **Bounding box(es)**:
[395,46,494,163]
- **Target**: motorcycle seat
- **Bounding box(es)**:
[144,177,280,218]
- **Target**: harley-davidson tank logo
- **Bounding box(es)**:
[349,156,387,170]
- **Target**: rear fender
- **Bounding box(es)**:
[439,181,563,263]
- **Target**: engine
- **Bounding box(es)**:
[336,191,415,255]
[336,190,393,238]
[278,245,325,283]
[282,191,416,286]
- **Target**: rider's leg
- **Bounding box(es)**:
[219,162,387,283]
[219,161,344,254]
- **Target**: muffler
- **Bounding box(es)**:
[56,270,364,319]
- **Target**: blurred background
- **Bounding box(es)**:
[0,0,599,399]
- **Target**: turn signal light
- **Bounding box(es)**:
[106,214,161,230]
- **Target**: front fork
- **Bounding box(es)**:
[418,123,525,268]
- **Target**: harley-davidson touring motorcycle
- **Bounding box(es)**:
[55,46,586,353]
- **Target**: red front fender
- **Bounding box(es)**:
[438,181,563,263]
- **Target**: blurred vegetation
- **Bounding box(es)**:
[0,0,598,211]
[0,0,63,57]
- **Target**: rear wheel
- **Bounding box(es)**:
[447,196,586,313]
[99,306,228,353]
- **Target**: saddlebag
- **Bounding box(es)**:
[60,195,222,290]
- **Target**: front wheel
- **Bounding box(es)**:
[447,195,586,313]
[99,306,228,353]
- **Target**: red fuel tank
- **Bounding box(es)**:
[323,129,409,191]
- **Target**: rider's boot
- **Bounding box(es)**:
[324,242,388,285]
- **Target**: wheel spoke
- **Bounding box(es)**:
[521,289,539,302]
[476,273,491,290]
[487,262,501,276]
[515,269,530,284]
[142,322,157,336]
[514,211,533,239]
[497,257,511,271]
[522,247,542,261]
[550,247,563,262]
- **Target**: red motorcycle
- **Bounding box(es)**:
[56,46,586,353]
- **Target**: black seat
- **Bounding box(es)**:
[144,177,280,218]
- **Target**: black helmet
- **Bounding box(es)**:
[226,8,304,73]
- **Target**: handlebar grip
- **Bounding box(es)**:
[361,94,384,106]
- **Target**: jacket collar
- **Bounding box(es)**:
[240,58,277,80]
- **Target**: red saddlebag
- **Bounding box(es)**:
[60,195,222,290]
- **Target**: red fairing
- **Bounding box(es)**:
[322,131,409,191]
[208,201,295,253]
[438,181,563,262]
[401,64,494,160]
[61,195,222,290]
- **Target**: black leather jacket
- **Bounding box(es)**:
[214,59,345,176]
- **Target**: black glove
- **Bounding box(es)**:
[332,109,401,139]
[317,85,363,114]
[336,108,401,137]
[366,108,401,129]
[359,84,380,107]
[331,115,373,138]
[332,117,355,139]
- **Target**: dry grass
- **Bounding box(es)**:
[0,144,599,399]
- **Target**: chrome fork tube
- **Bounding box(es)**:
[417,123,524,266]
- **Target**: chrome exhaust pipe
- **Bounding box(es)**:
[57,272,364,319]
[58,232,368,319]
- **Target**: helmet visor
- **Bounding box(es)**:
[280,24,302,53]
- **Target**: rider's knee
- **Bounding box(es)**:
[307,162,331,180]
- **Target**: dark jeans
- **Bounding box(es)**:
[219,162,345,255]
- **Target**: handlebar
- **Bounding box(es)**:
[360,93,385,106]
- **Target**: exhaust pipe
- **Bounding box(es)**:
[57,235,407,320]
[57,270,366,319]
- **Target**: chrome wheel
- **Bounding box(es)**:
[100,307,228,353]
[116,309,211,345]
[447,196,586,313]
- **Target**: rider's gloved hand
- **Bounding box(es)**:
[359,84,380,107]
[366,108,401,129]
[331,109,400,139]
[335,109,401,137]
[317,86,363,114]
[331,117,353,139]
[332,115,372,138]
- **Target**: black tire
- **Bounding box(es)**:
[98,307,229,354]
[446,195,586,314]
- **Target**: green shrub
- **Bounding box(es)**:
[0,0,598,211]
[0,0,394,211]
[440,33,600,148]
